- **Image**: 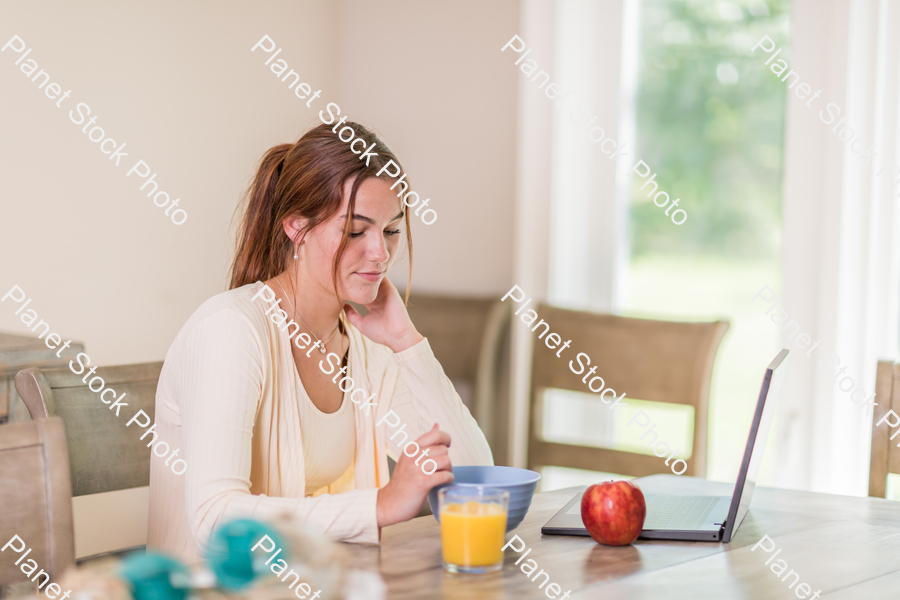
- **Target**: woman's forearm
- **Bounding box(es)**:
[386,329,425,354]
[186,486,381,555]
[388,339,494,466]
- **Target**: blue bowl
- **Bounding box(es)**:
[428,466,541,532]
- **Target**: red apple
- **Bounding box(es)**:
[580,480,646,546]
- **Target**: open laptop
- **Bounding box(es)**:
[541,348,789,543]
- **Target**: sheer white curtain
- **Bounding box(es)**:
[780,0,900,495]
[547,0,633,312]
[508,0,633,467]
[509,0,556,467]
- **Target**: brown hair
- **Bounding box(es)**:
[229,122,412,301]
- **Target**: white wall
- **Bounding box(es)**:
[335,0,519,298]
[0,0,342,365]
[0,0,519,364]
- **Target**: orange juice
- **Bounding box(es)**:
[440,501,508,567]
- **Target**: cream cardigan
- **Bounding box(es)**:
[147,282,494,565]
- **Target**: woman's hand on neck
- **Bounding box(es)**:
[344,277,423,353]
[274,176,421,353]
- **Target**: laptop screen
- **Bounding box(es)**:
[722,348,789,543]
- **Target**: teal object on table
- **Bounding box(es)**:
[206,518,285,591]
[119,552,190,600]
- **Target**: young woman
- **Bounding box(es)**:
[146,122,493,564]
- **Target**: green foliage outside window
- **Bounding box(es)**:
[631,0,792,259]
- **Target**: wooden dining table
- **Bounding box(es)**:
[342,474,900,599]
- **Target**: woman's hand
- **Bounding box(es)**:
[344,277,424,353]
[376,425,453,528]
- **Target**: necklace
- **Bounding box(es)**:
[274,278,340,354]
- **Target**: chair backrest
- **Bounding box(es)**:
[406,293,512,461]
[0,417,74,585]
[15,362,163,496]
[869,360,900,497]
[0,331,84,424]
[406,293,506,379]
[527,305,729,478]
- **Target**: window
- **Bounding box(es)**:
[541,0,792,490]
[625,0,792,484]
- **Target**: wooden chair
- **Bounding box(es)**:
[527,306,729,479]
[406,293,512,463]
[0,417,75,593]
[0,331,84,425]
[14,362,163,497]
[869,360,900,497]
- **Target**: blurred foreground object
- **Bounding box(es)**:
[44,516,384,600]
[204,516,384,600]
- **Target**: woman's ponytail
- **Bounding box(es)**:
[230,144,292,289]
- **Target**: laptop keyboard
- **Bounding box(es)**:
[643,495,721,530]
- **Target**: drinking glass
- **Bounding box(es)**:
[438,486,509,574]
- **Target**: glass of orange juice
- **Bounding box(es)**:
[438,486,509,574]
